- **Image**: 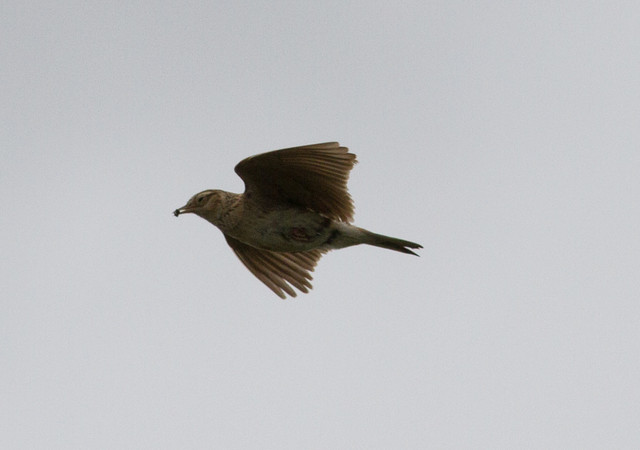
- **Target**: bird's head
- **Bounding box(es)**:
[173,190,223,219]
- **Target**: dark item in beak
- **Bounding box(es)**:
[173,209,181,217]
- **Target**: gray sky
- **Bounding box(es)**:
[2,1,639,448]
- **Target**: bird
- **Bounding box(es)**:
[174,142,422,298]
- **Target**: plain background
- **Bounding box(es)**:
[2,1,639,448]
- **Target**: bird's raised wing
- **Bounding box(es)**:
[224,234,326,299]
[234,142,357,222]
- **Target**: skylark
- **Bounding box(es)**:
[174,142,421,298]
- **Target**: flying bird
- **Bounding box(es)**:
[174,142,421,298]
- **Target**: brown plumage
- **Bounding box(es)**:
[174,142,421,298]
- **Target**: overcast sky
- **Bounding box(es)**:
[2,1,639,448]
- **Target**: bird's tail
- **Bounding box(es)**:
[358,228,422,256]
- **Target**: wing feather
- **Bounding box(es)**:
[234,142,357,222]
[224,234,326,299]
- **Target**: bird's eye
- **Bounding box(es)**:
[197,196,205,203]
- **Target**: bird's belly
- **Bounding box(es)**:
[232,209,333,252]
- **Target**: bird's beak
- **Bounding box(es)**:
[173,205,192,217]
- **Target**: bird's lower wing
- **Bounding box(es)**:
[224,234,326,299]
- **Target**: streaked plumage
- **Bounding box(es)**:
[174,142,421,298]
